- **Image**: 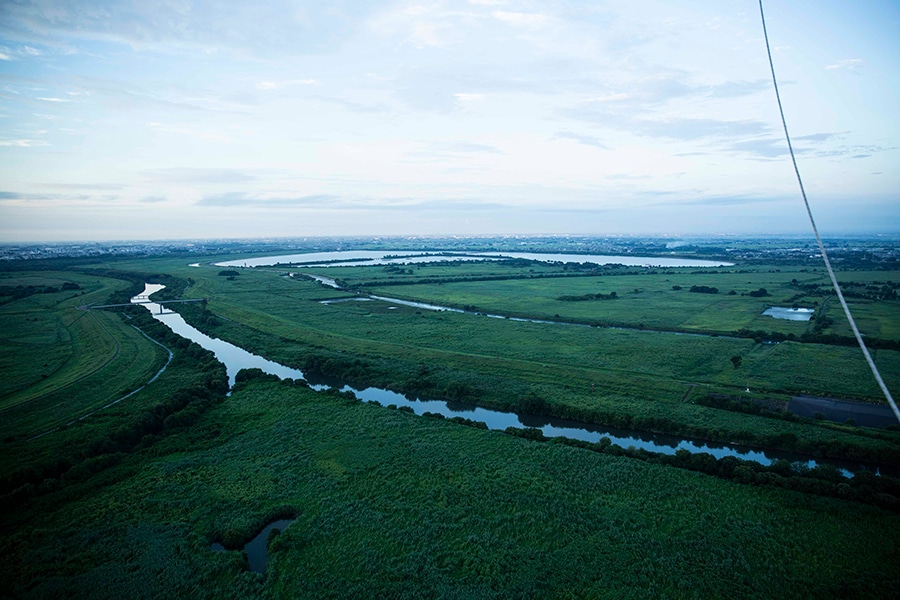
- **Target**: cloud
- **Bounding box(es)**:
[662,195,782,207]
[0,139,48,147]
[139,195,166,203]
[146,122,232,142]
[704,80,770,98]
[404,198,510,211]
[369,2,460,48]
[605,173,651,181]
[404,140,503,162]
[0,191,36,200]
[308,95,390,114]
[722,138,788,159]
[256,79,318,91]
[628,117,770,142]
[705,131,859,160]
[0,0,380,58]
[36,97,72,102]
[196,192,338,207]
[589,93,630,103]
[41,182,124,191]
[825,59,862,71]
[492,11,549,27]
[387,59,604,112]
[439,142,501,153]
[553,130,609,149]
[144,168,256,184]
[792,132,845,143]
[0,44,47,61]
[563,77,774,130]
[0,190,107,203]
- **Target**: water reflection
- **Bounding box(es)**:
[344,385,835,472]
[136,284,305,387]
[211,519,294,574]
[134,284,881,478]
[763,307,815,321]
[216,250,732,269]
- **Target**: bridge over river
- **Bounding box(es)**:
[84,297,206,314]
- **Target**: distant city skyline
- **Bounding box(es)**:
[1,0,898,242]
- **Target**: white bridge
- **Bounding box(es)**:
[88,298,206,314]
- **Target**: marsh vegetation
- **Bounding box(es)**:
[1,241,899,598]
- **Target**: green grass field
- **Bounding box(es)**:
[0,267,228,496]
[0,272,171,439]
[3,379,898,599]
[124,259,896,465]
[3,253,899,598]
[328,264,898,338]
[175,264,895,400]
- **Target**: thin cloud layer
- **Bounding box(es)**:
[0,0,898,241]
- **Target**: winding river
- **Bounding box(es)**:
[136,283,887,478]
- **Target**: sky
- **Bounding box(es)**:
[0,0,898,242]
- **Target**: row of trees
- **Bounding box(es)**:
[0,281,81,303]
[500,426,900,511]
[556,291,618,302]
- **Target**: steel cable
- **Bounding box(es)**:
[758,0,899,425]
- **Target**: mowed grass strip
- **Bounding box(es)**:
[0,272,134,404]
[0,271,171,437]
[0,310,169,440]
[0,311,121,409]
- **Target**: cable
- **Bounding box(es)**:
[758,0,900,425]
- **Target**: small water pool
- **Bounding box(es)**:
[211,518,294,574]
[763,307,815,321]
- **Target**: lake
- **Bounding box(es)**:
[215,250,732,269]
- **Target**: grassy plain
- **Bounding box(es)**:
[182,264,899,398]
[0,272,170,436]
[2,250,900,597]
[3,378,898,599]
[320,262,900,338]
[155,262,899,456]
[0,266,228,502]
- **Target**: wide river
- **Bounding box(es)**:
[136,284,886,478]
[214,250,732,269]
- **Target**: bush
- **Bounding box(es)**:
[689,285,718,294]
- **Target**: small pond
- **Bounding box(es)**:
[763,307,815,321]
[212,518,294,574]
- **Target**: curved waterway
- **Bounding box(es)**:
[212,518,294,574]
[136,284,884,477]
[307,274,723,336]
[138,284,306,387]
[216,250,732,269]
